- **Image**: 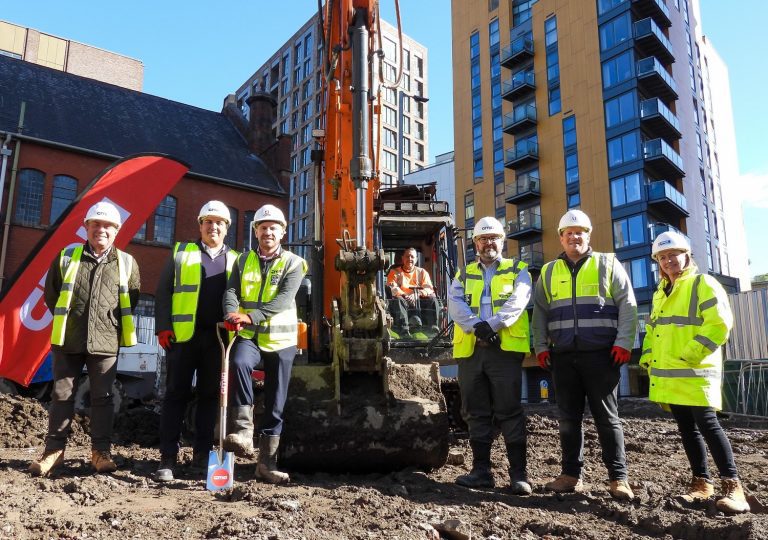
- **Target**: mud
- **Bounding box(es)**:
[0,393,766,539]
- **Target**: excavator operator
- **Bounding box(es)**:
[387,247,440,338]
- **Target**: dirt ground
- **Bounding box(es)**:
[0,393,766,540]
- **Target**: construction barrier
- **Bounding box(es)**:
[722,359,768,419]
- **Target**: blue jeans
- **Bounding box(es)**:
[552,349,627,480]
[229,337,295,436]
[669,404,738,479]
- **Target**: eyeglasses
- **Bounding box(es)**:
[475,236,503,244]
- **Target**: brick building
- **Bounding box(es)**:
[0,55,289,315]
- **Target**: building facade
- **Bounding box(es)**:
[451,0,749,319]
[403,151,456,215]
[232,14,429,257]
[0,19,143,91]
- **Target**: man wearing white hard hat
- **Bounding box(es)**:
[153,200,239,482]
[448,216,532,495]
[30,201,140,477]
[641,230,749,513]
[223,204,307,483]
[532,209,637,500]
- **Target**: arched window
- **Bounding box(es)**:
[153,195,176,245]
[225,206,238,248]
[14,169,45,225]
[50,175,78,223]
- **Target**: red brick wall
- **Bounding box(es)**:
[1,142,285,297]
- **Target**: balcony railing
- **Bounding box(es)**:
[648,222,689,243]
[647,180,689,216]
[640,98,681,139]
[501,35,534,69]
[631,0,671,28]
[505,171,541,204]
[507,209,543,239]
[505,140,539,168]
[637,57,678,101]
[634,17,675,65]
[501,70,535,101]
[518,248,545,269]
[502,103,537,134]
[644,138,684,178]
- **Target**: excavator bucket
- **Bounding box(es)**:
[279,361,449,472]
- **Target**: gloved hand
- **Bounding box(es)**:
[157,330,175,351]
[473,321,495,341]
[611,346,631,366]
[225,312,251,329]
[537,351,551,370]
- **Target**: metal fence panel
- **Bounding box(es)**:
[722,359,768,418]
[726,289,768,361]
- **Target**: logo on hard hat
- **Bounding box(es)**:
[659,239,672,246]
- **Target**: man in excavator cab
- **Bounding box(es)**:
[387,247,440,339]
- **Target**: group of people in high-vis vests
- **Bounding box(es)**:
[449,210,749,514]
[30,200,306,487]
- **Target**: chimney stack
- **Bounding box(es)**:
[246,92,277,156]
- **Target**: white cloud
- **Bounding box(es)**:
[730,170,768,209]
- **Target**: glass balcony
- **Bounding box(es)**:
[501,70,535,101]
[518,248,545,270]
[502,103,537,134]
[648,222,689,244]
[647,180,689,218]
[505,171,541,204]
[640,98,681,140]
[644,138,685,178]
[501,35,534,69]
[634,18,675,65]
[507,209,542,239]
[637,57,678,102]
[631,0,671,28]
[505,140,539,169]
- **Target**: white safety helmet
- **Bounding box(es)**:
[84,201,122,229]
[252,204,287,229]
[558,209,592,234]
[472,216,506,238]
[651,230,690,261]
[198,200,231,225]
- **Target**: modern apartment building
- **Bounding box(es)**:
[451,0,749,317]
[233,14,429,257]
[0,19,143,91]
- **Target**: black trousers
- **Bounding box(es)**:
[158,328,222,457]
[552,349,628,480]
[389,295,439,329]
[669,404,738,479]
[229,337,295,436]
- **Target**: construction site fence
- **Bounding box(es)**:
[726,288,768,361]
[722,358,768,419]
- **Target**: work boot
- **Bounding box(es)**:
[608,479,634,501]
[545,474,583,493]
[222,405,255,457]
[29,449,64,477]
[455,441,495,489]
[681,476,714,503]
[255,435,290,484]
[189,451,209,474]
[505,441,531,495]
[716,478,750,514]
[155,454,177,483]
[91,450,117,473]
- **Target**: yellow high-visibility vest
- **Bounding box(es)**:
[170,242,238,342]
[452,259,530,358]
[51,245,136,347]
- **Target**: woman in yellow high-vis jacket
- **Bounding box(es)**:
[641,231,749,514]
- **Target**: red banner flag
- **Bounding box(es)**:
[0,154,188,385]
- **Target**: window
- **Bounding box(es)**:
[705,242,713,271]
[602,50,633,88]
[702,203,710,233]
[545,17,561,115]
[383,150,398,171]
[14,169,44,226]
[242,210,255,251]
[133,222,146,241]
[464,192,475,222]
[607,131,639,167]
[565,152,579,185]
[495,181,505,213]
[50,175,78,223]
[383,128,398,149]
[513,0,536,26]
[383,105,397,127]
[549,87,561,116]
[622,257,649,289]
[604,90,636,128]
[568,192,581,209]
[224,207,238,248]
[489,19,499,47]
[599,13,631,51]
[562,116,577,148]
[598,0,627,15]
[153,195,177,245]
[610,172,642,206]
[613,214,645,249]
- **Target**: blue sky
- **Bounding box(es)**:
[3,1,766,277]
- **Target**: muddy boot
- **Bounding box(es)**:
[222,405,255,457]
[455,441,494,488]
[545,474,583,493]
[608,479,634,501]
[255,435,290,484]
[681,476,714,502]
[505,441,531,495]
[716,478,750,514]
[155,454,177,482]
[91,449,117,473]
[29,449,64,477]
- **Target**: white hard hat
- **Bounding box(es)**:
[84,201,121,228]
[473,216,506,238]
[651,230,690,261]
[558,209,592,233]
[252,204,287,228]
[198,200,231,225]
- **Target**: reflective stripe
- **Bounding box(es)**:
[173,284,199,293]
[172,314,194,322]
[699,297,718,311]
[548,318,618,330]
[642,348,651,355]
[598,253,609,299]
[650,367,720,380]
[61,283,74,292]
[492,299,507,307]
[242,301,259,309]
[465,273,482,281]
[694,334,719,352]
[53,307,68,316]
[689,275,702,322]
[654,315,704,326]
[542,262,555,302]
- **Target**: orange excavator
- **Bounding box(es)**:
[278,0,456,471]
